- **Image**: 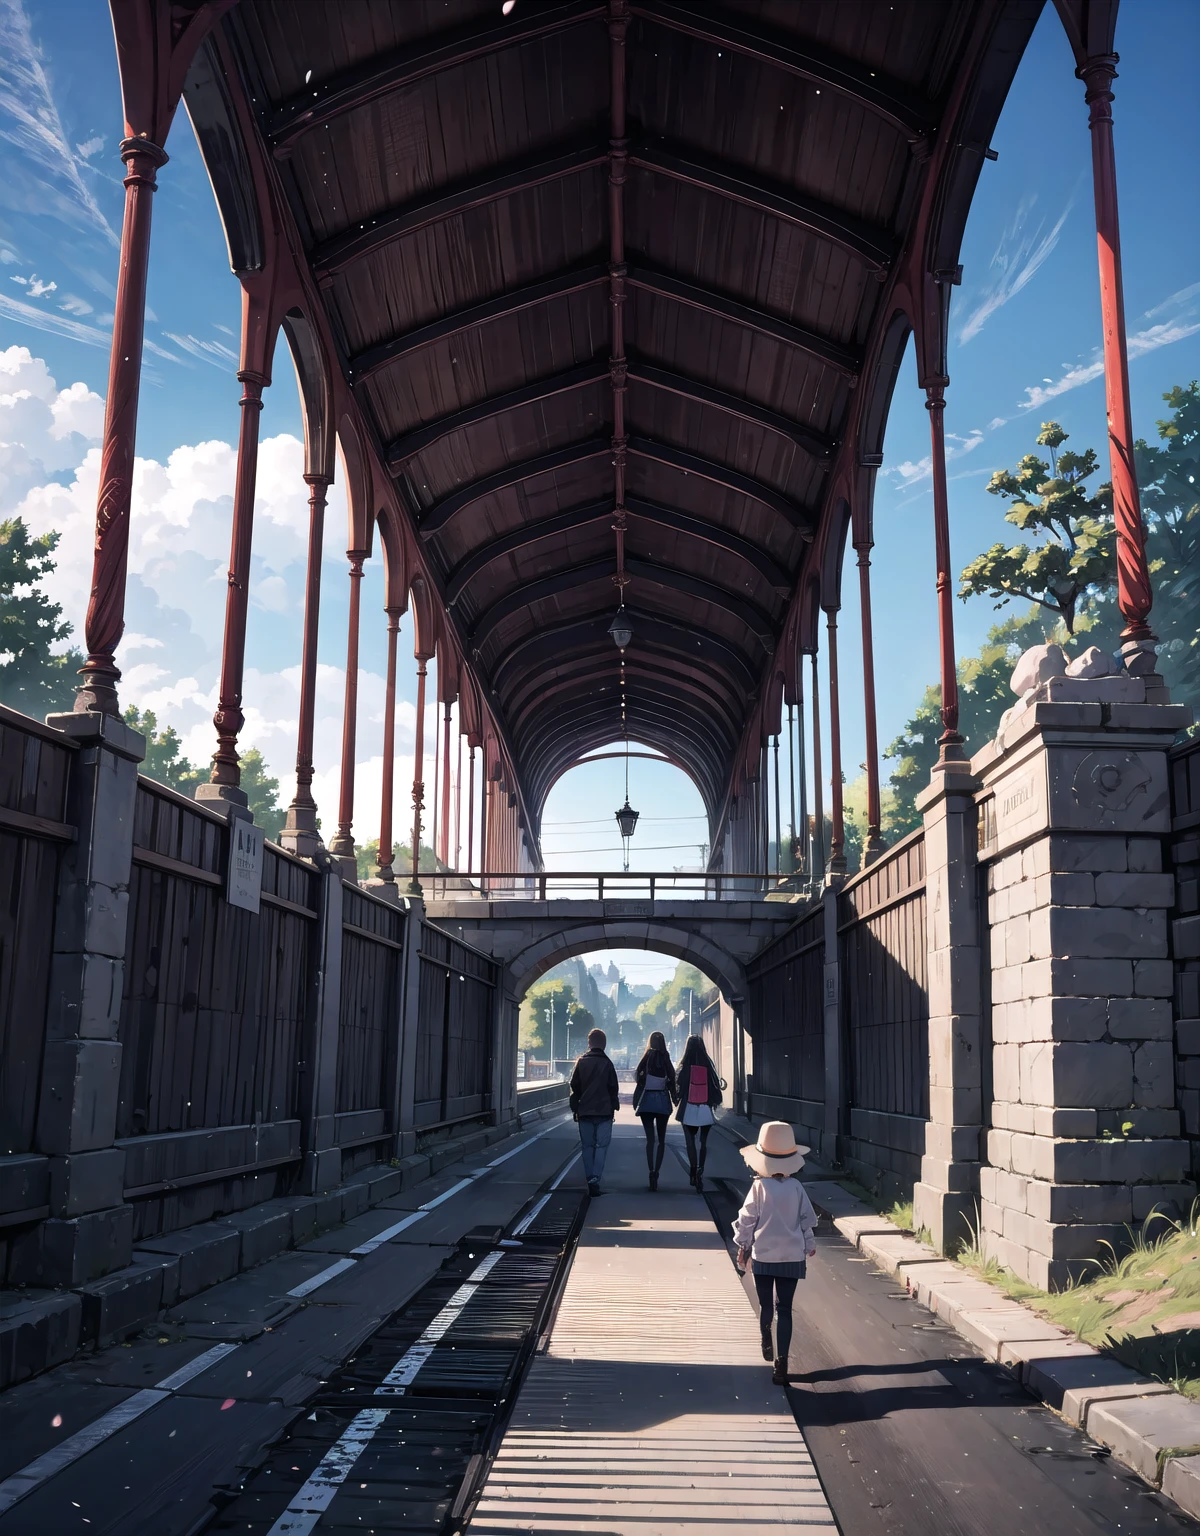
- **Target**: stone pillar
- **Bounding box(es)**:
[973,662,1191,1289]
[20,712,145,1285]
[912,768,986,1254]
[820,876,846,1166]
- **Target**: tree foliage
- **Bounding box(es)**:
[355,840,444,879]
[1137,382,1200,711]
[960,422,1116,634]
[239,748,284,842]
[0,518,82,717]
[519,978,576,1055]
[885,608,1058,835]
[123,706,204,795]
[123,709,285,841]
[636,962,716,1055]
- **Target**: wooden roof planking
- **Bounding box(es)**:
[185,0,1043,839]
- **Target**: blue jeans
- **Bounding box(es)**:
[577,1117,613,1184]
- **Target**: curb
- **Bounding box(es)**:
[805,1178,1200,1521]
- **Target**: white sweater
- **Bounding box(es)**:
[731,1176,817,1263]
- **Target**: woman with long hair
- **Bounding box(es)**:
[674,1034,722,1190]
[632,1030,677,1191]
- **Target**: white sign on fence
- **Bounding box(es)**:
[226,814,264,913]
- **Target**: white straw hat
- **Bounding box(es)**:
[740,1121,809,1177]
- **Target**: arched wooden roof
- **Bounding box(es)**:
[187,0,1041,838]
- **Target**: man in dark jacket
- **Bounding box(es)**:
[569,1028,620,1196]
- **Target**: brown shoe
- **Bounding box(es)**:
[772,1357,788,1386]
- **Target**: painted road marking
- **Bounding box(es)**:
[268,1252,508,1533]
[0,1115,574,1517]
[266,1408,390,1536]
[287,1257,358,1298]
[375,1251,505,1396]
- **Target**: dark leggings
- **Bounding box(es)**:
[755,1274,798,1362]
[683,1123,710,1169]
[640,1113,669,1169]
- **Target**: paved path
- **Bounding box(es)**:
[470,1114,836,1534]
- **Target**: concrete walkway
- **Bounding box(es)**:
[470,1113,836,1534]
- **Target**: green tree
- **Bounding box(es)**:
[0,518,82,717]
[356,840,447,878]
[123,705,205,795]
[239,748,284,842]
[1137,382,1200,714]
[636,962,716,1054]
[885,607,1060,835]
[960,422,1116,635]
[519,978,576,1056]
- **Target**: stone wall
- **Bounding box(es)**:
[971,659,1192,1288]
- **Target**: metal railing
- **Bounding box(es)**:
[420,869,814,901]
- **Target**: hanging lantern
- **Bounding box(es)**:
[607,607,633,651]
[615,798,639,840]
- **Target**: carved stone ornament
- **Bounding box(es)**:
[1071,750,1150,821]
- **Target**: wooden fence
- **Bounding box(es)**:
[839,828,929,1187]
[337,881,404,1155]
[0,707,76,1166]
[117,780,320,1231]
[414,920,498,1128]
[744,898,825,1140]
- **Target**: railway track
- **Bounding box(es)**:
[208,1181,586,1535]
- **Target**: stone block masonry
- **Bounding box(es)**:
[972,681,1193,1289]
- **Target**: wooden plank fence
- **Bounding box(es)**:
[0,707,76,1162]
[839,828,929,1187]
[745,898,825,1127]
[415,921,498,1128]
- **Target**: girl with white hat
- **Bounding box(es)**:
[731,1122,816,1385]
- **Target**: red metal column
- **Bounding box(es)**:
[467,746,476,876]
[856,537,884,863]
[479,761,490,894]
[826,610,846,873]
[75,138,169,715]
[205,369,268,798]
[331,550,365,864]
[408,656,428,897]
[810,651,825,882]
[285,473,328,845]
[926,384,964,761]
[430,696,441,874]
[377,606,401,882]
[455,733,463,871]
[1079,53,1156,667]
[439,701,452,868]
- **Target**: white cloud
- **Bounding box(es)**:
[1145,281,1200,319]
[74,134,103,160]
[0,247,16,264]
[163,331,239,370]
[0,344,104,504]
[957,187,1078,344]
[0,287,110,347]
[988,416,1007,430]
[26,273,55,297]
[9,272,25,284]
[885,428,984,488]
[58,294,92,316]
[6,346,404,841]
[0,0,118,245]
[1018,284,1200,411]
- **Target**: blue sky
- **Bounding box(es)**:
[2,0,1197,988]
